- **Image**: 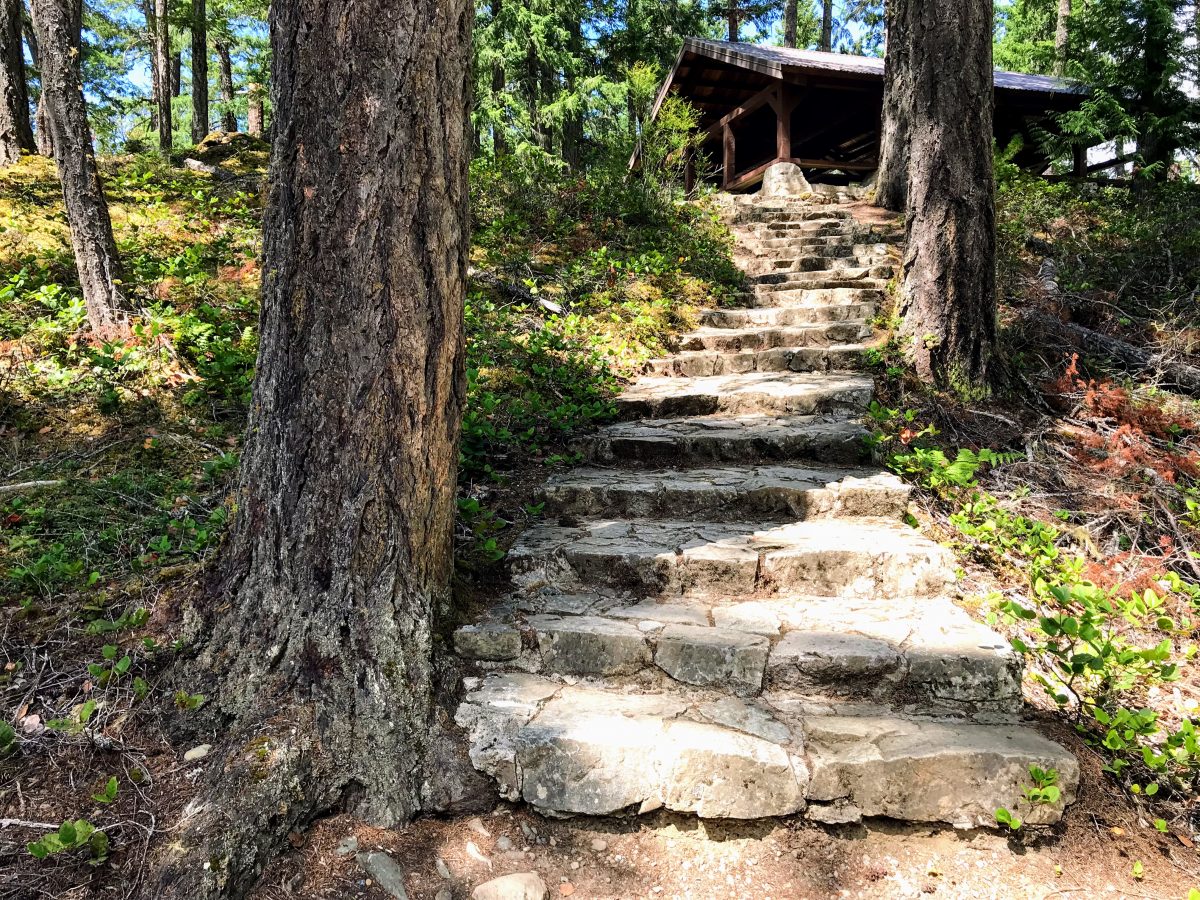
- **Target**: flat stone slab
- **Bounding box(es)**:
[803,715,1080,828]
[678,322,870,353]
[528,614,651,676]
[542,465,909,521]
[509,518,953,599]
[583,414,869,466]
[464,677,808,819]
[454,675,1077,827]
[647,345,870,378]
[616,372,873,419]
[700,304,877,328]
[765,596,1022,710]
[654,624,770,696]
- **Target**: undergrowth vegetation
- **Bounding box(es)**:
[868,166,1200,832]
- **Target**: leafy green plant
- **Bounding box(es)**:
[27,820,109,864]
[92,776,119,805]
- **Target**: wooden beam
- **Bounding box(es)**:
[722,124,736,189]
[704,83,779,138]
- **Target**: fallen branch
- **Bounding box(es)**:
[0,479,63,494]
[469,269,564,315]
[1024,310,1200,397]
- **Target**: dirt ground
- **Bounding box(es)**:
[246,728,1200,900]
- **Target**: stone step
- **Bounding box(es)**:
[542,464,908,521]
[454,673,1078,825]
[508,517,954,600]
[700,304,878,328]
[740,253,892,276]
[750,265,893,287]
[730,208,853,225]
[580,413,870,466]
[615,372,873,419]
[748,285,887,308]
[645,344,867,377]
[454,594,1019,713]
[678,322,871,352]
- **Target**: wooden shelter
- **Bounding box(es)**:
[650,38,1087,191]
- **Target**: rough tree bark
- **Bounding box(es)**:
[245,80,262,137]
[727,2,738,42]
[875,0,911,211]
[1,0,35,164]
[896,0,998,392]
[783,0,798,47]
[154,0,171,150]
[29,0,128,336]
[1053,0,1070,77]
[171,50,181,96]
[190,0,208,142]
[820,0,833,51]
[214,38,235,131]
[29,0,77,157]
[144,1,471,896]
[489,0,505,154]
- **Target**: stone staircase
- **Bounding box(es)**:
[453,194,1078,830]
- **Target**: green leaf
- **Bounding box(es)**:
[27,841,49,859]
[1132,860,1144,880]
[93,776,118,804]
[1154,819,1168,833]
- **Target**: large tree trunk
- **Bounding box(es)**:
[144,0,471,896]
[1053,0,1070,77]
[30,0,128,337]
[489,0,505,154]
[245,80,262,136]
[897,0,997,392]
[783,0,798,47]
[171,50,182,96]
[1,0,36,164]
[190,0,208,142]
[27,0,75,157]
[820,0,833,51]
[154,0,171,151]
[727,2,738,42]
[214,38,236,131]
[875,0,911,211]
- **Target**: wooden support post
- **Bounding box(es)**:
[774,83,795,162]
[1072,144,1087,177]
[723,123,736,189]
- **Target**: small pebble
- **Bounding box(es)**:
[435,858,451,880]
[435,890,452,900]
[570,861,579,870]
[549,836,557,847]
[496,836,513,851]
[467,817,491,838]
[334,836,358,857]
[591,839,608,853]
[183,744,211,762]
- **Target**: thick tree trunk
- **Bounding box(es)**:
[820,0,833,51]
[1,0,35,164]
[1053,0,1070,77]
[29,0,128,337]
[245,80,262,136]
[28,0,75,157]
[171,50,181,96]
[154,0,171,151]
[190,0,208,142]
[875,0,911,211]
[215,38,236,131]
[783,0,798,47]
[898,0,997,392]
[727,3,738,42]
[144,1,471,896]
[490,0,505,155]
